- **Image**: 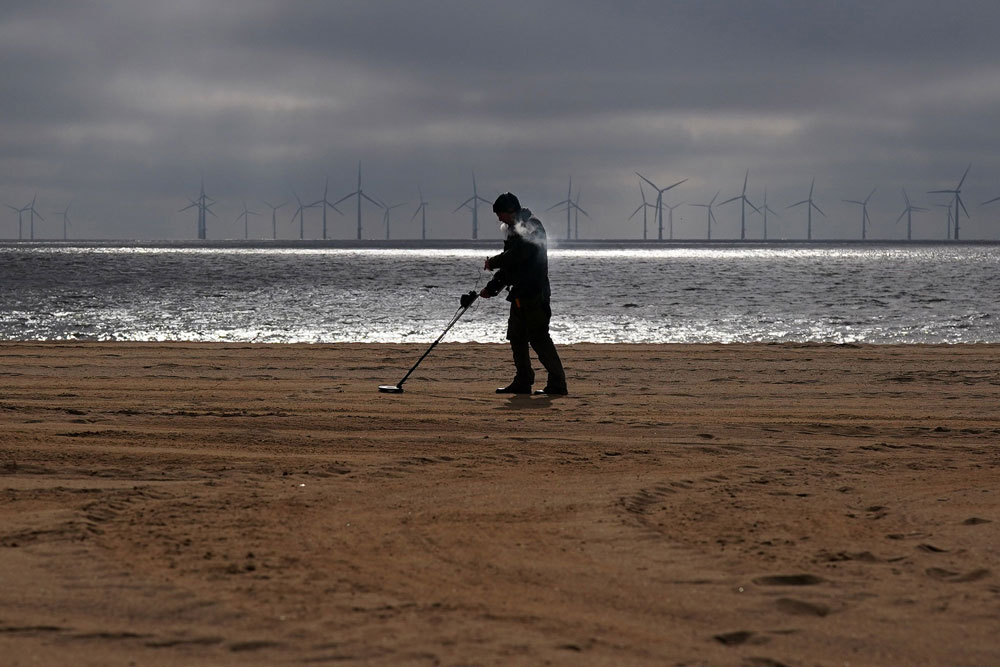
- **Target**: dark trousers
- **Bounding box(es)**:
[506,297,566,390]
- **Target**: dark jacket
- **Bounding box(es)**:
[483,208,551,302]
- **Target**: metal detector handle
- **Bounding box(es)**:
[394,293,477,389]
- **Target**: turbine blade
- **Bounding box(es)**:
[812,202,826,217]
[331,192,355,207]
[663,178,687,192]
[719,196,741,205]
[635,172,658,190]
[957,164,971,189]
[980,196,1000,206]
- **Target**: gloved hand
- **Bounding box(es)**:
[459,290,478,308]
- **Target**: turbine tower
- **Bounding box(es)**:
[332,162,383,240]
[454,171,491,239]
[547,177,589,240]
[636,172,686,240]
[719,169,759,240]
[627,181,654,240]
[928,165,970,240]
[54,202,72,240]
[289,189,316,240]
[571,190,590,240]
[410,187,430,240]
[310,176,343,240]
[24,194,44,241]
[896,190,927,241]
[179,178,216,239]
[235,201,259,240]
[263,200,287,240]
[843,187,877,240]
[664,200,685,240]
[691,191,721,240]
[5,203,26,240]
[379,200,406,240]
[787,178,826,240]
[755,188,781,240]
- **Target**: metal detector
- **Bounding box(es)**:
[378,290,478,393]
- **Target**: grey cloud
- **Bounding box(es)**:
[2,1,1000,240]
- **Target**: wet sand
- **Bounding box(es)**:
[1,342,998,666]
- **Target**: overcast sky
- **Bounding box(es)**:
[2,0,1000,241]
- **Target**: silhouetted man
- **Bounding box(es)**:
[477,192,567,396]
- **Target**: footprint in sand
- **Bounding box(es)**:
[713,630,759,646]
[925,568,991,583]
[775,597,831,617]
[752,574,824,586]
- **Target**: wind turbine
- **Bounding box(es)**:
[454,171,491,240]
[571,190,590,239]
[627,181,654,240]
[379,200,406,240]
[5,203,26,240]
[179,178,216,239]
[289,189,316,240]
[332,162,383,240]
[548,176,574,240]
[636,172,687,240]
[928,164,970,240]
[664,200,684,240]
[235,201,259,240]
[54,202,72,240]
[263,200,287,240]
[24,194,44,240]
[896,189,927,241]
[410,187,430,240]
[691,191,721,240]
[755,188,781,240]
[719,169,759,240]
[843,187,877,240]
[787,178,825,240]
[310,176,343,240]
[547,177,590,240]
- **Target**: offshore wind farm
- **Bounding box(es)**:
[5,162,1000,243]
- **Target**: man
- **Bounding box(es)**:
[477,192,568,396]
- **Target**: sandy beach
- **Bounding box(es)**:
[1,342,998,666]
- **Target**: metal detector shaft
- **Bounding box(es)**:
[392,293,477,390]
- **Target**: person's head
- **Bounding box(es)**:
[493,192,520,224]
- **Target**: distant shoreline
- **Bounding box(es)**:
[2,238,999,250]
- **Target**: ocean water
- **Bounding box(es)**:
[0,243,997,344]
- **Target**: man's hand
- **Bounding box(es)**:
[479,287,492,298]
[484,256,494,271]
[459,291,478,308]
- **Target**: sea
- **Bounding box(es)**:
[1,241,998,345]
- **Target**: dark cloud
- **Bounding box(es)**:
[2,1,1000,240]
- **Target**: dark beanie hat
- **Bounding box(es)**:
[493,192,520,214]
